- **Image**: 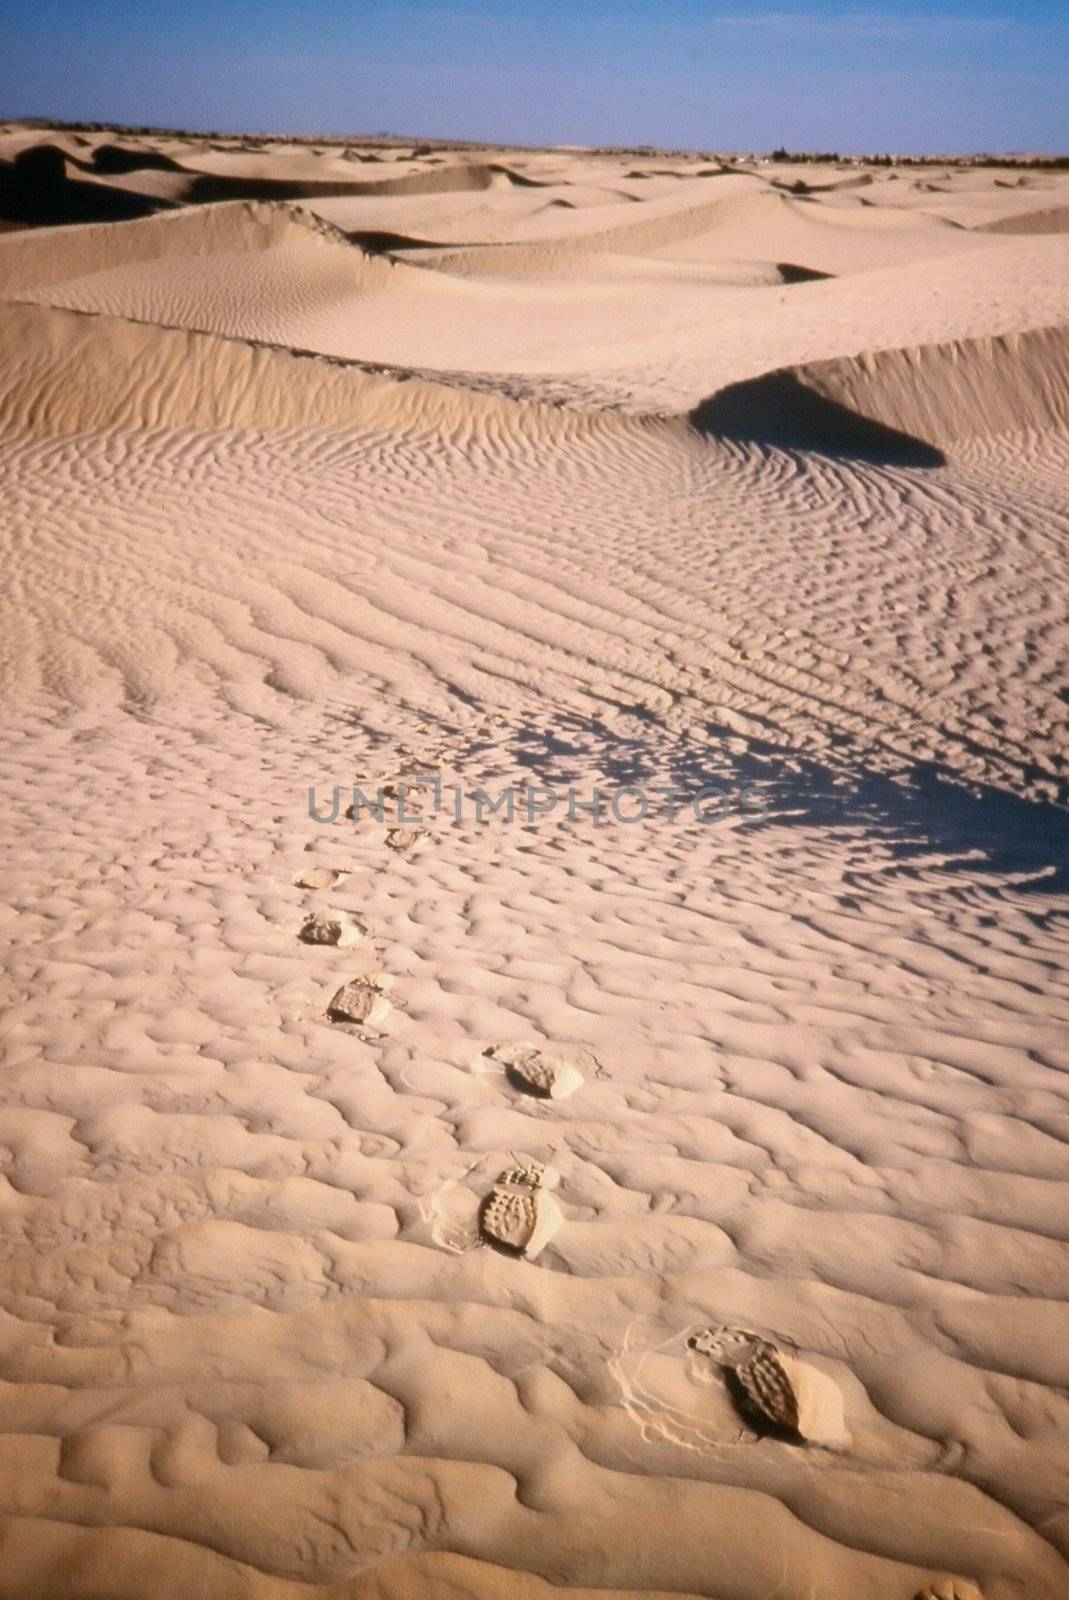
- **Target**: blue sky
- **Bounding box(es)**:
[2,2,1066,154]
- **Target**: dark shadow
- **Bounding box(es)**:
[722,1369,804,1441]
[690,370,946,467]
[345,228,454,255]
[501,1062,553,1098]
[89,143,185,175]
[0,146,169,226]
[494,165,550,188]
[327,690,1066,901]
[776,261,834,283]
[185,174,365,202]
[179,160,545,207]
[507,713,1069,899]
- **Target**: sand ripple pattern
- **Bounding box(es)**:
[0,138,1068,1600]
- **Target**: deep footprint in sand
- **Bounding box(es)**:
[327,978,392,1027]
[687,1325,848,1447]
[425,1155,560,1254]
[480,1186,563,1259]
[298,911,365,947]
[486,1042,585,1101]
[480,1165,563,1259]
[419,1153,556,1254]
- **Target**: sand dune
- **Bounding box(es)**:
[0,127,1067,1600]
[0,133,552,225]
[978,206,1069,235]
[2,298,1066,457]
[0,200,347,295]
[4,196,1065,417]
[408,187,979,278]
[697,323,1069,454]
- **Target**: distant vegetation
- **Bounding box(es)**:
[5,120,1067,168]
[4,118,495,151]
[770,146,1069,169]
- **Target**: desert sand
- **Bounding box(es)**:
[0,124,1067,1600]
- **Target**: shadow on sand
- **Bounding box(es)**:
[509,714,1068,900]
[691,370,946,468]
[0,145,170,226]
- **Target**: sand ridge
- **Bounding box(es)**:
[4,184,1064,416]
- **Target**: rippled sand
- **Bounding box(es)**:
[0,125,1067,1600]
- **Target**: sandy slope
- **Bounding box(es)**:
[0,128,1067,1600]
[3,197,1065,413]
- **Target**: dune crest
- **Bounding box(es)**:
[693,323,1069,455]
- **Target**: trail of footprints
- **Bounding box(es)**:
[300,728,581,1259]
[284,726,984,1600]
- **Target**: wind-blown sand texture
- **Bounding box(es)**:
[0,124,1067,1600]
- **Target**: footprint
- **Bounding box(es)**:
[486,1042,585,1101]
[327,979,392,1027]
[422,1152,552,1254]
[480,1170,563,1260]
[294,867,344,891]
[688,1326,848,1448]
[914,1583,984,1600]
[728,1345,805,1436]
[299,912,365,947]
[385,827,429,852]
